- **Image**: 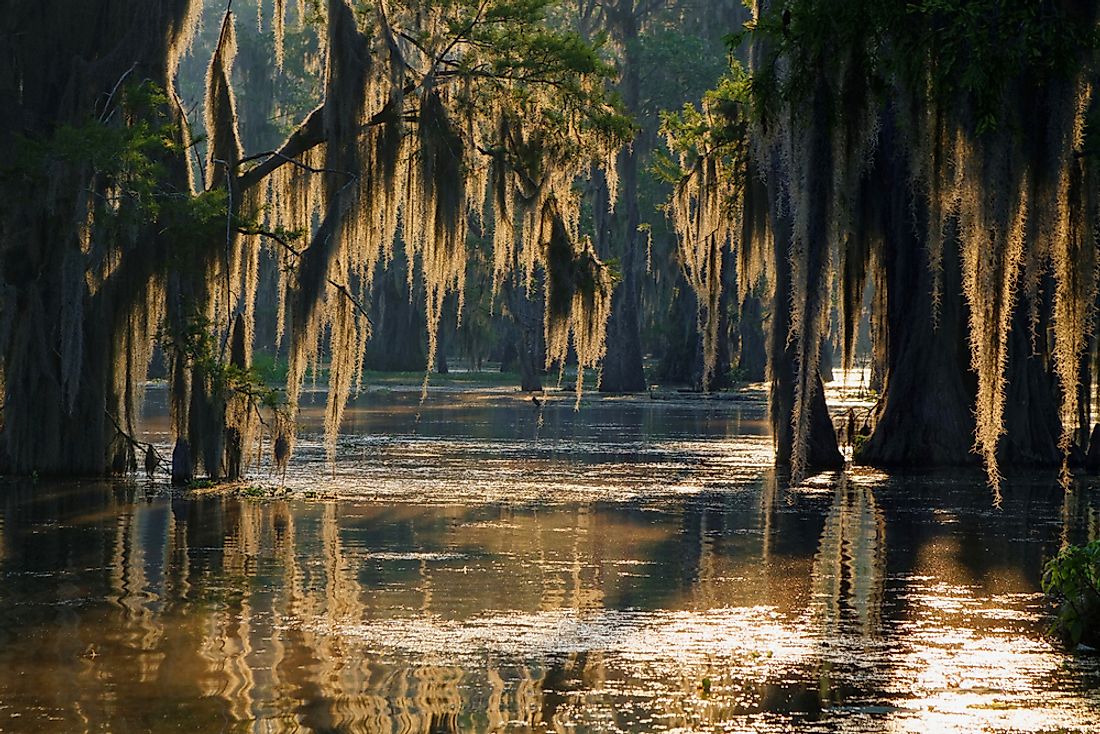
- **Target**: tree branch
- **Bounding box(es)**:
[105,409,165,472]
[99,62,137,122]
[236,105,327,192]
[236,91,412,194]
[238,226,374,329]
[239,149,353,180]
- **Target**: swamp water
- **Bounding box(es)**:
[0,384,1098,732]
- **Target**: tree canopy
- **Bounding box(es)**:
[0,0,631,478]
[665,0,1100,488]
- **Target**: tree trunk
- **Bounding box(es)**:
[767,167,843,471]
[436,293,456,375]
[0,1,197,476]
[597,5,646,394]
[857,123,976,468]
[737,292,767,382]
[819,337,835,384]
[997,291,1062,466]
[655,274,701,386]
[771,79,843,472]
[702,248,736,391]
[503,276,544,392]
[857,118,1066,470]
[363,256,427,371]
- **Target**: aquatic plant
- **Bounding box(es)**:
[1043,539,1100,649]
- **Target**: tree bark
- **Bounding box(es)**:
[737,292,767,382]
[597,3,646,394]
[857,118,1066,470]
[0,1,197,475]
[655,274,701,386]
[997,291,1062,466]
[363,256,427,372]
[767,164,843,471]
[857,123,976,468]
[702,248,736,391]
[819,337,835,384]
[503,276,544,392]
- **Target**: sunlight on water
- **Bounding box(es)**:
[0,386,1096,731]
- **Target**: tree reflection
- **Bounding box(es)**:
[810,474,886,639]
[0,475,1095,732]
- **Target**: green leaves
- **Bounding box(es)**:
[902,0,1096,133]
[386,0,633,183]
[2,80,215,256]
[10,81,175,180]
[161,188,231,266]
[157,312,284,409]
[1042,539,1100,647]
[741,0,1100,134]
[657,62,751,185]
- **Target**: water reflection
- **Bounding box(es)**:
[1,392,1099,731]
[811,474,886,639]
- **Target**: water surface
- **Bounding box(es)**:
[1,385,1098,732]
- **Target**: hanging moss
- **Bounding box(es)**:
[0,0,630,478]
[660,70,753,390]
[666,0,1100,483]
[267,0,627,454]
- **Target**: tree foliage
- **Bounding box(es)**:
[1043,539,1100,648]
[0,0,630,477]
[666,0,1100,485]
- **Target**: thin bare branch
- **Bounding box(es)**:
[239,226,375,329]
